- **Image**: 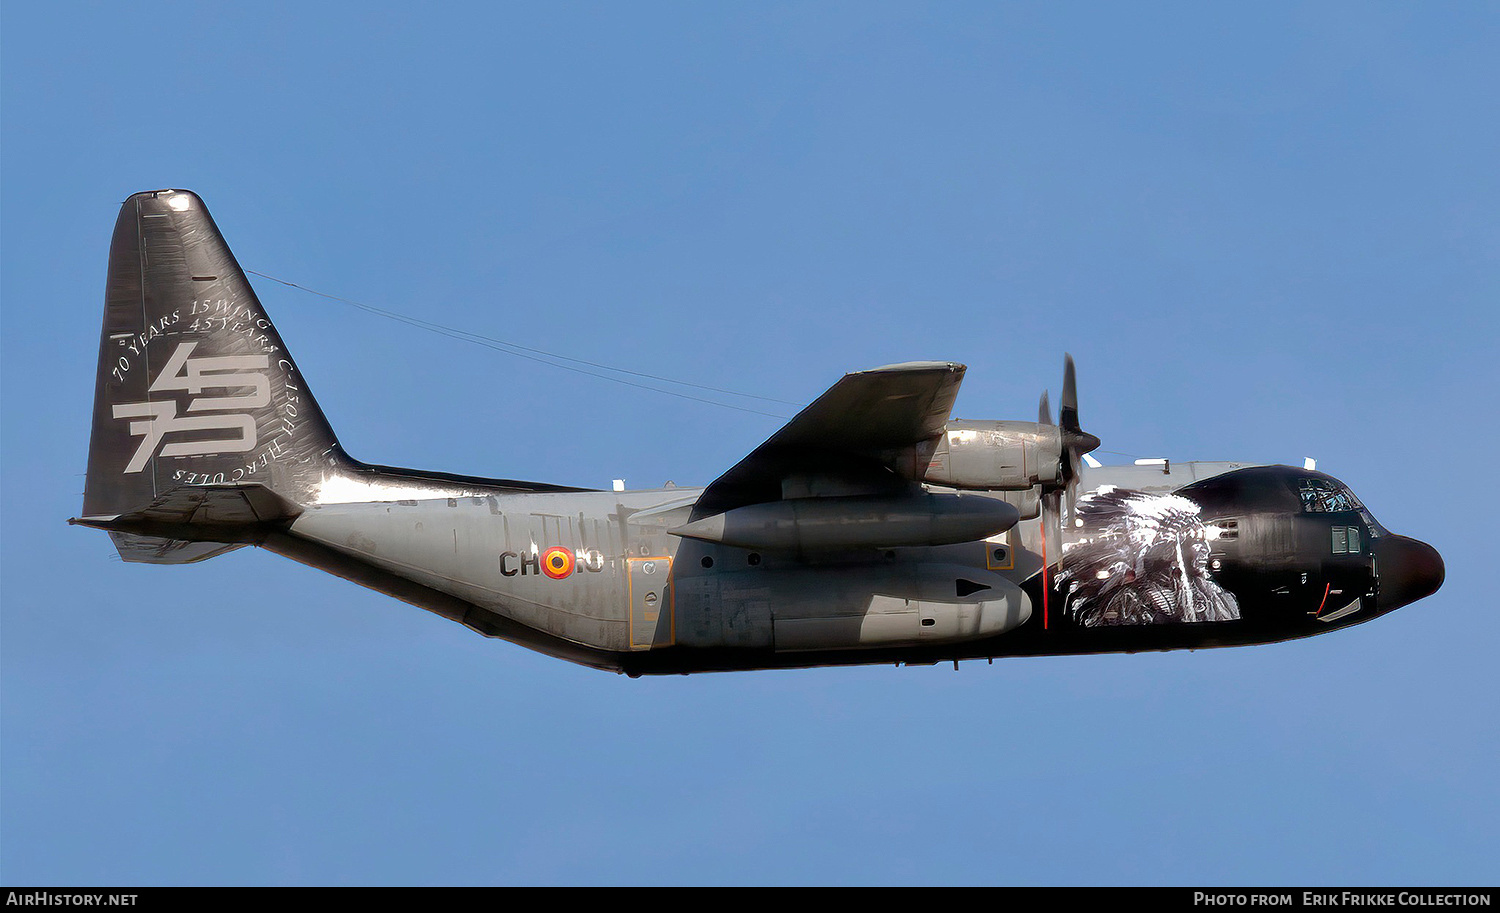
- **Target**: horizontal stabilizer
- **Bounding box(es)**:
[104,533,246,565]
[71,483,301,563]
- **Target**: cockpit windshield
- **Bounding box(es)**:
[1298,478,1363,513]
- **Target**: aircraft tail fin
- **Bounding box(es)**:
[80,190,342,561]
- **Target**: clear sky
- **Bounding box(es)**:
[3,1,1496,886]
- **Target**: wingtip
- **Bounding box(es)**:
[860,361,966,375]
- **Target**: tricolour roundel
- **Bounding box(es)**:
[541,546,575,579]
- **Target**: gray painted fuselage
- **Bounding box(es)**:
[272,460,1269,674]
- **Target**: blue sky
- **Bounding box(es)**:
[3,2,1496,886]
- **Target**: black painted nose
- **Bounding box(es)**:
[1374,535,1444,611]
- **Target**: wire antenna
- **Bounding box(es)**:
[246,269,798,419]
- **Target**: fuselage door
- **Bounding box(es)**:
[628,556,674,649]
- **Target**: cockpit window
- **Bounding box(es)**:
[1332,526,1362,555]
[1298,478,1363,513]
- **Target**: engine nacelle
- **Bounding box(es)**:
[924,420,1064,492]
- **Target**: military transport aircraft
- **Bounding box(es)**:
[73,190,1445,675]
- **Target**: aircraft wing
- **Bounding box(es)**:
[689,361,964,520]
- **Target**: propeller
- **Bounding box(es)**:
[1037,355,1100,627]
[1039,354,1101,524]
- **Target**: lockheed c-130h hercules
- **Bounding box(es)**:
[73,190,1445,676]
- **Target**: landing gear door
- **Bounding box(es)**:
[628,556,674,649]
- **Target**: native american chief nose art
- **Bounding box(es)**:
[1056,487,1241,627]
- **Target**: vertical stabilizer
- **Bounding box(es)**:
[83,190,340,527]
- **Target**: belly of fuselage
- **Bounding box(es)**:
[284,490,1039,657]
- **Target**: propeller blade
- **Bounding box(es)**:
[1054,354,1100,528]
[1037,355,1102,622]
[1058,354,1100,458]
[1040,488,1062,628]
[1060,354,1080,432]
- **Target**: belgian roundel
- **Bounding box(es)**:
[541,546,575,579]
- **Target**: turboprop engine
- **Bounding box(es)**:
[922,356,1100,524]
[924,420,1064,491]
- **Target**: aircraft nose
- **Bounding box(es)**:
[1374,535,1444,611]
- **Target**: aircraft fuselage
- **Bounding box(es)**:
[254,459,1440,675]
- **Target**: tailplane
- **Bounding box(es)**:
[78,190,340,561]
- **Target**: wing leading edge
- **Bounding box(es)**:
[687,361,968,521]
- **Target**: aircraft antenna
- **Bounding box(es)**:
[246,269,800,418]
